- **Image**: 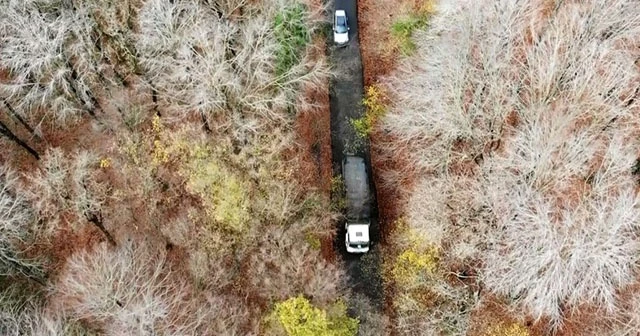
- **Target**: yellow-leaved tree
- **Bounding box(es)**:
[267,295,358,336]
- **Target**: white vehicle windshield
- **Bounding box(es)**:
[335,16,348,33]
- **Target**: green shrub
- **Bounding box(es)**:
[390,2,435,55]
[350,118,370,139]
[391,17,424,55]
[274,5,311,76]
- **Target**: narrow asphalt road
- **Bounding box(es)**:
[329,0,383,309]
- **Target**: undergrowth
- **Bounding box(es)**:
[350,85,387,138]
[274,5,311,77]
[484,323,531,336]
[329,175,346,212]
[184,148,251,234]
[390,1,435,55]
[382,217,475,335]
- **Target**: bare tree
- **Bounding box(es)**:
[51,240,251,335]
[482,134,640,324]
[53,241,176,334]
[478,0,640,326]
[0,284,94,336]
[25,148,112,243]
[381,0,533,174]
[0,165,44,281]
[0,0,85,123]
[136,0,237,118]
[244,225,346,305]
[382,0,640,329]
[0,0,141,124]
[135,0,330,124]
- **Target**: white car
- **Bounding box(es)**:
[333,10,349,45]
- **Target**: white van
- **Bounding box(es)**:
[342,156,370,253]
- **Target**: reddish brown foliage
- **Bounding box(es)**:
[45,225,104,275]
[292,35,334,262]
[468,296,543,336]
[358,1,420,331]
[293,86,332,194]
[358,0,402,86]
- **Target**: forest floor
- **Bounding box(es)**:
[356,0,435,332]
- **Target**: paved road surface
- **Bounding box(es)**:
[329,0,383,308]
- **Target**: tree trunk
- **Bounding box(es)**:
[0,120,40,160]
[64,60,99,118]
[87,211,117,246]
[2,100,38,138]
[201,114,212,133]
[150,81,161,117]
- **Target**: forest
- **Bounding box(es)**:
[0,0,360,335]
[368,0,640,335]
[3,0,640,335]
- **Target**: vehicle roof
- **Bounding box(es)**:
[342,156,371,220]
[347,224,370,243]
[335,9,346,16]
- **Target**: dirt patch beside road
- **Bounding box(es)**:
[358,0,428,85]
[357,0,401,85]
